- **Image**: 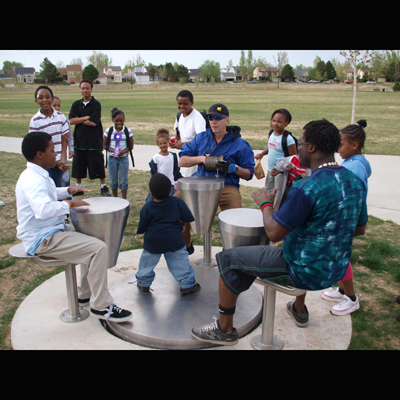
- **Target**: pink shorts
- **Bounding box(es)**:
[340,261,353,281]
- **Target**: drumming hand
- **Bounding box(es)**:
[251,187,277,206]
[70,199,90,208]
[68,186,91,195]
[216,160,239,176]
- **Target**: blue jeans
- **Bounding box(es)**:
[136,246,196,289]
[108,156,129,190]
[216,245,296,295]
[46,166,72,200]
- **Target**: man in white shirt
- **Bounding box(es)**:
[15,131,132,322]
[171,90,206,177]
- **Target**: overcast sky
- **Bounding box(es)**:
[0,49,347,72]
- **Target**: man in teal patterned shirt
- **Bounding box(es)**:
[191,119,368,346]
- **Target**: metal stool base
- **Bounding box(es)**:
[196,258,217,267]
[251,334,283,350]
[60,307,90,323]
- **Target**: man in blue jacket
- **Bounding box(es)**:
[179,103,254,209]
[177,103,255,250]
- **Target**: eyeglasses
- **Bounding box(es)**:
[298,141,311,146]
[208,115,227,121]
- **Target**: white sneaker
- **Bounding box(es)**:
[330,295,360,316]
[321,286,344,302]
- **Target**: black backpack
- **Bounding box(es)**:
[176,109,210,139]
[268,129,299,157]
[105,126,135,167]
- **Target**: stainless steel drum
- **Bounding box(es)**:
[178,177,224,266]
[70,197,130,268]
[178,176,224,234]
[218,208,270,249]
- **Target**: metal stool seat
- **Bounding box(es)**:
[8,243,89,323]
[251,278,306,350]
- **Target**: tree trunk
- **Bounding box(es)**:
[351,62,357,124]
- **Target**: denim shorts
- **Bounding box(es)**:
[216,245,296,295]
[108,156,129,190]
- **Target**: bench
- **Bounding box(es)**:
[251,278,307,350]
[8,243,90,323]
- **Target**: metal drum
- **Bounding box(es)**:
[70,197,130,268]
[218,208,270,249]
[178,176,224,234]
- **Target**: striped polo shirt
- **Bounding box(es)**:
[29,107,69,161]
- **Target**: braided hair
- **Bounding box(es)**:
[341,120,367,152]
[303,119,341,155]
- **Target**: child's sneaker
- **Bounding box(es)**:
[321,286,344,302]
[191,316,239,346]
[330,295,359,316]
[91,303,132,322]
[137,282,150,292]
[180,282,201,294]
[101,185,111,197]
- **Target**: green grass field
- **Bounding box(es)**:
[1,82,399,154]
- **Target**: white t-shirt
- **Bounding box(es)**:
[174,108,206,142]
[153,153,175,185]
[174,108,206,176]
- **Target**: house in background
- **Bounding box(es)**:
[96,66,122,84]
[14,67,36,83]
[124,66,162,83]
[294,69,309,82]
[345,67,371,81]
[0,71,14,86]
[253,66,279,81]
[57,68,68,81]
[188,68,201,82]
[220,66,244,82]
[66,65,82,83]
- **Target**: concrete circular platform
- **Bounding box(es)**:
[10,247,353,350]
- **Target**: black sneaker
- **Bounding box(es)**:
[180,282,201,294]
[78,298,90,307]
[286,301,309,327]
[91,303,132,322]
[101,185,111,197]
[191,316,238,346]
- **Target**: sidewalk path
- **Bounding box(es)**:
[2,136,399,225]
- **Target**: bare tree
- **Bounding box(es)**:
[340,50,381,124]
[87,51,113,69]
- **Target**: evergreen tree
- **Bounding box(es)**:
[82,64,99,82]
[39,57,61,83]
[281,64,294,81]
[325,60,336,80]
